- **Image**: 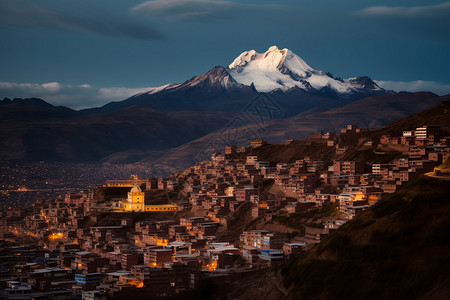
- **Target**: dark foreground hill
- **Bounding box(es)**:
[280,176,450,300]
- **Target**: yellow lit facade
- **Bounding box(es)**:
[122,186,177,212]
[353,193,367,201]
[123,186,145,212]
[145,204,177,212]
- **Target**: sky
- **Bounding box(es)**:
[0,0,449,109]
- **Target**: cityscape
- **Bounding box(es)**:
[1,0,450,299]
[1,113,449,298]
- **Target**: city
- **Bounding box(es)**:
[1,120,448,299]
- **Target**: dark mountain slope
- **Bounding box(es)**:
[137,92,445,169]
[0,98,77,121]
[376,95,450,135]
[81,66,260,114]
[1,97,54,108]
[0,105,235,161]
[81,66,388,118]
[281,176,450,300]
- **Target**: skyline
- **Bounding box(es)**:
[1,0,450,109]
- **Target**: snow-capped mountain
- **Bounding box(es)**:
[141,66,246,96]
[228,45,383,95]
[83,45,389,115]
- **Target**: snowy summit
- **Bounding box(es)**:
[228,45,382,94]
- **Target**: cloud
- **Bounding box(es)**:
[0,81,155,109]
[131,0,280,22]
[356,2,450,18]
[375,80,450,96]
[0,1,162,40]
[132,0,235,22]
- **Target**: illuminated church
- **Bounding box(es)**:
[123,186,145,212]
[122,185,177,212]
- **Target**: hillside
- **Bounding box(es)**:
[137,92,445,169]
[375,97,450,136]
[280,176,450,300]
[1,92,447,163]
[0,104,236,161]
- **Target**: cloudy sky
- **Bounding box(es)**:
[1,0,449,109]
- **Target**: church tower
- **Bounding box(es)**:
[123,185,145,212]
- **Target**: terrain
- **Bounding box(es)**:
[0,46,447,166]
[0,46,396,163]
[136,93,447,169]
[215,176,450,300]
[280,176,450,300]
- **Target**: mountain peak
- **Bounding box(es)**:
[179,65,243,91]
[228,46,321,92]
[229,45,314,76]
[227,46,384,95]
[1,97,54,108]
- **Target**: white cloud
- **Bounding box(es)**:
[356,2,450,18]
[0,82,154,110]
[41,82,61,92]
[132,0,234,21]
[131,0,280,22]
[375,80,450,95]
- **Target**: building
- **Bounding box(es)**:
[225,145,237,155]
[250,138,267,148]
[122,186,177,212]
[415,125,440,140]
[145,249,173,267]
[282,242,306,258]
[333,161,365,175]
[75,273,103,288]
[123,186,145,212]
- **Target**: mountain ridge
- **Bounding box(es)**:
[131,92,445,169]
[81,46,391,116]
[227,45,385,96]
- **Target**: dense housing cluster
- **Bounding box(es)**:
[0,124,448,299]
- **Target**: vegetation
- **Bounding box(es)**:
[340,147,403,164]
[272,203,339,231]
[280,177,450,300]
[234,140,335,164]
[218,201,255,243]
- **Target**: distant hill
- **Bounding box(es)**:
[1,97,54,108]
[280,176,450,299]
[0,98,77,122]
[0,92,447,163]
[375,96,450,135]
[138,92,446,169]
[0,103,236,161]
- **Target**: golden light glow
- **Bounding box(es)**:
[48,232,64,240]
[156,239,169,247]
[128,279,144,288]
[354,193,366,201]
[208,261,217,271]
